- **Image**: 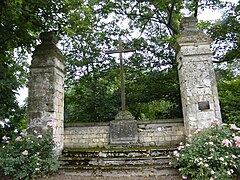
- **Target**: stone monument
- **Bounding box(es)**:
[28,32,64,155]
[176,17,222,135]
[105,37,138,145]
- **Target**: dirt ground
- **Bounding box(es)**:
[0,170,181,180]
[39,171,181,180]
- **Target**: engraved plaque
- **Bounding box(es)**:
[110,120,138,145]
[198,101,210,111]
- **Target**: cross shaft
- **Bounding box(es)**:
[105,37,135,111]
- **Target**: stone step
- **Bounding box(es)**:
[59,165,180,177]
[61,147,175,158]
[60,156,170,165]
[59,147,178,177]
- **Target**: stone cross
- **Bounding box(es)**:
[105,37,135,111]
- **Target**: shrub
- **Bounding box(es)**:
[170,120,240,180]
[0,128,59,180]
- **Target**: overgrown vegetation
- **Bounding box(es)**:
[170,120,240,179]
[0,127,58,179]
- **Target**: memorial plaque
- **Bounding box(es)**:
[110,119,138,145]
[198,101,210,111]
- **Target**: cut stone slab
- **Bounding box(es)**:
[110,111,138,145]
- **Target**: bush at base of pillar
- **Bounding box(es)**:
[0,128,59,180]
[170,121,240,179]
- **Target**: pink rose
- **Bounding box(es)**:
[15,136,22,142]
[173,150,180,158]
[230,124,240,131]
[233,136,240,147]
[221,139,232,147]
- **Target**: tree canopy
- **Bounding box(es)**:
[0,0,239,125]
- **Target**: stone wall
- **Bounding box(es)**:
[64,119,184,148]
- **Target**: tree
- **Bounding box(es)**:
[63,0,240,122]
[1,0,239,124]
[0,0,70,130]
[216,60,240,126]
[199,1,240,63]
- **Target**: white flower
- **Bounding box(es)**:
[22,150,28,156]
[194,129,201,134]
[210,148,215,152]
[227,170,232,175]
[14,129,18,133]
[37,134,42,139]
[178,145,184,150]
[209,142,214,145]
[211,170,215,175]
[2,136,9,140]
[219,157,224,161]
[208,156,213,159]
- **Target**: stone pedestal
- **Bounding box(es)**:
[110,111,138,145]
[28,32,64,155]
[176,17,222,135]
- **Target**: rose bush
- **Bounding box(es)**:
[170,121,240,180]
[0,128,59,179]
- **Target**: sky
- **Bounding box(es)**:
[16,0,239,105]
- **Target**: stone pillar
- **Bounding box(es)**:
[28,32,64,155]
[176,17,222,135]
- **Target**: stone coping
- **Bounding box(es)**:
[64,118,184,127]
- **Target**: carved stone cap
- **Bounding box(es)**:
[40,31,58,45]
[176,16,212,47]
[115,110,135,120]
[180,16,198,32]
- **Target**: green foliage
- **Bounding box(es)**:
[170,121,240,180]
[218,77,240,127]
[65,78,120,122]
[202,2,240,63]
[0,128,59,180]
[127,69,182,120]
[215,61,240,127]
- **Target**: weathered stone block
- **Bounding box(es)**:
[110,119,138,145]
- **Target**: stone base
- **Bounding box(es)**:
[110,111,138,145]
